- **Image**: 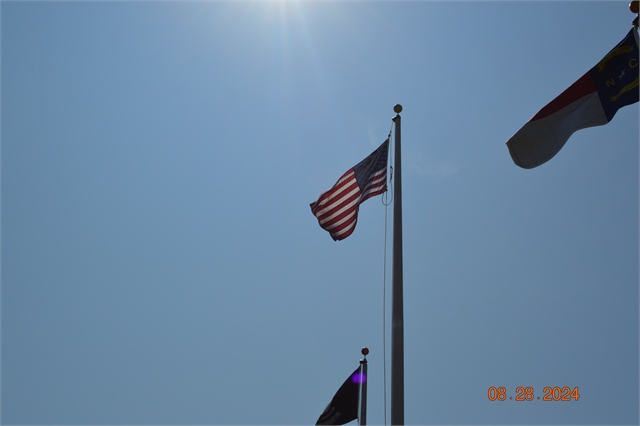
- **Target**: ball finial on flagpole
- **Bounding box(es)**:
[630,1,639,27]
[393,104,402,114]
[361,347,369,356]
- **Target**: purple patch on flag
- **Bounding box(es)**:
[351,372,366,384]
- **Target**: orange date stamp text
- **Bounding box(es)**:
[487,386,580,401]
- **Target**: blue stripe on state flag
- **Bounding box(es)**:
[310,139,389,241]
[506,29,639,169]
[592,30,640,121]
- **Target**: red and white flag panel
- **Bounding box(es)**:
[507,29,639,169]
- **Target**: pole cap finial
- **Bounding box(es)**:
[630,1,639,14]
[361,347,369,356]
[393,104,403,114]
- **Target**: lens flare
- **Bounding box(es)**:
[351,372,366,384]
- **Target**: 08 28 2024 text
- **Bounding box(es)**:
[487,386,580,401]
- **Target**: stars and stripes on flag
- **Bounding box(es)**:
[506,29,639,169]
[310,139,389,241]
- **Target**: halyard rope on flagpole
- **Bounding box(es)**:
[382,124,394,207]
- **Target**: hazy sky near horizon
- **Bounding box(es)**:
[2,1,638,425]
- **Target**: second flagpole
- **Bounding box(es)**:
[360,347,368,426]
[391,104,404,426]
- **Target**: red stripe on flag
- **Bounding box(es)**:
[311,170,364,240]
[530,72,597,121]
[360,170,387,200]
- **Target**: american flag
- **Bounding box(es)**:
[310,139,389,241]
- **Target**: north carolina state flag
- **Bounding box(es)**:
[507,29,639,169]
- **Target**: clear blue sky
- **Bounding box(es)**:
[2,1,638,425]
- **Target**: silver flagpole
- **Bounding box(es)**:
[360,347,368,426]
[391,104,404,426]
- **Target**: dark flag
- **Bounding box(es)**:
[507,29,639,169]
[316,366,365,425]
[310,139,388,241]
